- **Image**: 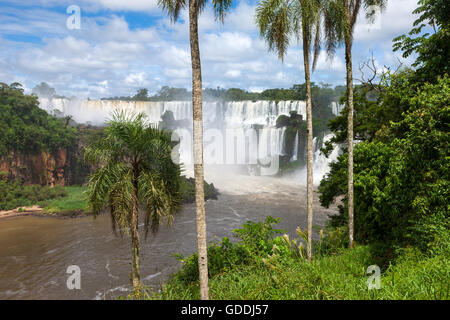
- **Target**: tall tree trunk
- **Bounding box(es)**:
[302,34,314,261]
[130,188,141,292]
[189,0,209,300]
[344,5,355,249]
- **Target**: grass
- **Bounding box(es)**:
[155,245,449,300]
[145,216,450,301]
[3,175,217,215]
[40,186,89,213]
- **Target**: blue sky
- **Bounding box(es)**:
[0,0,420,98]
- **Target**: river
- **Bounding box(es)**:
[0,172,337,300]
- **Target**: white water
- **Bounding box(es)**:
[39,98,339,182]
[290,131,299,162]
[331,101,344,116]
[293,133,340,185]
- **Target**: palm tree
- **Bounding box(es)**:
[322,0,386,248]
[85,111,181,294]
[158,0,233,300]
[256,0,322,261]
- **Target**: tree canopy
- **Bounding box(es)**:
[319,1,449,254]
[0,82,76,156]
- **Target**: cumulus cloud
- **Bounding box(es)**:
[0,0,420,98]
[92,0,159,12]
[353,0,418,43]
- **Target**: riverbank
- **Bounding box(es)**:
[0,206,89,219]
[0,186,90,220]
[0,177,220,221]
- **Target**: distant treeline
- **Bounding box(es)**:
[102,83,346,103]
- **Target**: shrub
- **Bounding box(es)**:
[319,76,450,254]
[171,216,285,284]
[0,178,67,210]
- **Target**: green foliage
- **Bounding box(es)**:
[179,176,219,203]
[320,1,449,255]
[0,82,76,155]
[0,178,67,211]
[40,186,89,213]
[256,0,322,67]
[133,88,149,101]
[156,219,449,300]
[393,0,450,84]
[103,83,342,110]
[320,76,450,253]
[233,216,285,254]
[219,88,260,101]
[85,111,182,235]
[169,216,285,285]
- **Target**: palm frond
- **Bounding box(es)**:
[85,110,182,238]
[158,0,188,22]
[256,0,293,61]
[212,0,232,22]
[312,18,321,71]
[139,171,180,238]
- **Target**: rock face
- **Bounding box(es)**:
[0,149,70,186]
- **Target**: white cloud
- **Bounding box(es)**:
[93,0,159,12]
[314,51,346,72]
[202,32,254,62]
[0,0,421,97]
[225,69,242,78]
[125,73,147,86]
[353,0,418,43]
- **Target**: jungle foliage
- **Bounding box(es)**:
[319,0,449,255]
[0,83,76,156]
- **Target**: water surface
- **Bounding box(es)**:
[0,174,337,299]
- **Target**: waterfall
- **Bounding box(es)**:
[313,134,340,182]
[331,101,344,116]
[293,133,340,185]
[39,98,337,178]
[290,131,299,162]
[279,127,287,155]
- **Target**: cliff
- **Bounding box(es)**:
[0,149,71,186]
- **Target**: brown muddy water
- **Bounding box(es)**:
[0,173,338,300]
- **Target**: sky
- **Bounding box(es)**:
[0,0,421,99]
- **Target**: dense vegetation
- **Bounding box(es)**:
[319,0,449,256]
[0,175,67,211]
[146,217,448,300]
[0,82,76,155]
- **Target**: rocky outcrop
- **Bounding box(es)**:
[0,149,71,186]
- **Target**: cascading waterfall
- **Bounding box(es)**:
[293,133,340,185]
[279,127,287,155]
[313,134,340,182]
[39,97,338,180]
[290,131,299,162]
[331,101,344,116]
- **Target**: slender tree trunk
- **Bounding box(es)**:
[189,0,209,300]
[302,34,314,261]
[130,187,141,292]
[130,163,141,293]
[344,6,355,249]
